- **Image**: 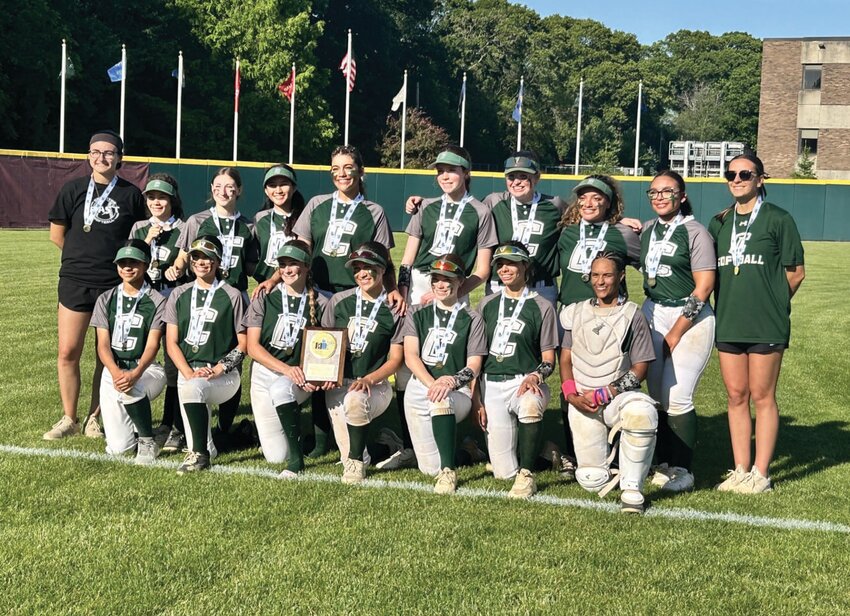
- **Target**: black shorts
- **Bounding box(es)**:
[58,278,111,313]
[716,341,787,355]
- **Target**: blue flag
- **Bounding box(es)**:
[107,61,123,83]
[512,82,523,122]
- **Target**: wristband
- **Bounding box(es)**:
[398,264,412,288]
[534,361,553,382]
[611,370,640,393]
[453,367,475,389]
[561,379,578,398]
[218,348,246,374]
[682,295,706,321]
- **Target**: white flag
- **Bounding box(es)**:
[391,83,406,111]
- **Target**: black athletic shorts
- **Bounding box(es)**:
[58,278,111,313]
[716,341,787,355]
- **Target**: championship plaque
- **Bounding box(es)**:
[302,327,347,386]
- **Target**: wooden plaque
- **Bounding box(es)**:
[301,327,347,387]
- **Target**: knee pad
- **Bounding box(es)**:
[516,393,544,424]
[575,466,612,493]
[343,392,371,426]
[429,397,454,417]
[619,394,659,432]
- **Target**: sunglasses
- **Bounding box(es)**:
[431,259,462,273]
[348,249,385,264]
[724,170,758,182]
[493,245,529,259]
[646,188,679,200]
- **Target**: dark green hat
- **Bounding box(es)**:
[504,156,539,175]
[276,243,311,265]
[114,245,149,264]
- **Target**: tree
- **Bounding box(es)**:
[379,108,450,168]
[792,146,817,179]
[671,83,728,141]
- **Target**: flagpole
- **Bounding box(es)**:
[400,70,408,170]
[516,75,523,151]
[233,57,240,162]
[633,80,643,176]
[459,72,467,148]
[119,44,126,142]
[344,29,352,145]
[289,63,296,164]
[59,39,67,153]
[574,78,584,175]
[176,51,183,159]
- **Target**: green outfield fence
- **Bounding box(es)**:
[3,149,849,240]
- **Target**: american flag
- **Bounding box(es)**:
[339,51,356,92]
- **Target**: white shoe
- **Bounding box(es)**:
[434,468,457,495]
[508,469,537,499]
[375,447,416,470]
[650,463,672,488]
[43,416,79,440]
[661,466,695,492]
[342,458,366,484]
[278,469,298,480]
[734,466,773,494]
[716,464,748,492]
[620,489,645,514]
[82,414,104,439]
[134,437,160,465]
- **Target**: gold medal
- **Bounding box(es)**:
[191,344,199,353]
[734,266,740,276]
[222,269,230,279]
[83,224,92,232]
[282,346,294,355]
[648,277,656,287]
[330,250,338,258]
[435,362,444,370]
[151,260,160,271]
[352,349,362,358]
[496,355,504,363]
[581,273,590,283]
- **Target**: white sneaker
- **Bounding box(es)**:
[508,469,537,499]
[375,447,416,470]
[342,458,366,484]
[650,463,671,487]
[716,464,749,492]
[278,469,298,480]
[434,468,457,495]
[735,466,773,494]
[620,489,645,514]
[134,437,160,465]
[82,414,104,439]
[558,455,577,480]
[661,466,695,492]
[43,416,79,440]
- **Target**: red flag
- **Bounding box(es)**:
[234,61,241,112]
[278,68,295,101]
[339,51,356,93]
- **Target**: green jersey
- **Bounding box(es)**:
[639,216,715,304]
[292,193,394,293]
[400,302,488,378]
[476,290,559,376]
[557,221,641,306]
[484,191,566,285]
[242,286,328,366]
[708,201,804,344]
[405,195,498,275]
[322,287,403,379]
[177,209,259,292]
[90,285,166,369]
[252,208,297,283]
[163,280,247,366]
[129,218,186,291]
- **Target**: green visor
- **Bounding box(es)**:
[264,165,297,186]
[276,243,311,265]
[344,248,387,270]
[143,179,175,196]
[572,177,613,201]
[490,244,531,266]
[430,151,471,170]
[504,156,539,175]
[114,246,149,264]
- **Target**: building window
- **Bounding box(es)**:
[800,129,819,154]
[803,65,822,90]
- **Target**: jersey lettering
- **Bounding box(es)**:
[269,312,307,349]
[567,238,609,273]
[184,307,219,347]
[94,198,120,225]
[490,319,525,358]
[428,219,466,256]
[347,315,377,352]
[514,219,544,256]
[652,240,678,279]
[111,313,145,351]
[321,220,359,257]
[221,235,245,270]
[421,327,457,366]
[264,232,290,266]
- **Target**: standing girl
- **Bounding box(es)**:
[164,236,248,474]
[91,240,167,464]
[252,164,306,285]
[709,154,804,494]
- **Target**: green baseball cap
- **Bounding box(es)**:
[344,247,388,270]
[429,257,465,279]
[276,243,311,265]
[143,179,175,196]
[430,150,471,170]
[264,165,297,186]
[504,156,539,175]
[114,246,150,264]
[572,177,613,201]
[490,243,531,266]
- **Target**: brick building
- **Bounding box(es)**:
[758,37,850,180]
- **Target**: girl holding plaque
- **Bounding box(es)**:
[473,242,560,499]
[91,240,167,464]
[321,242,405,485]
[400,254,488,494]
[709,154,805,494]
[639,171,716,493]
[245,240,328,477]
[163,236,247,475]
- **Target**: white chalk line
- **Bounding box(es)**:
[2,443,848,534]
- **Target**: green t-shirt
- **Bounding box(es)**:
[177,209,259,292]
[163,281,247,366]
[476,290,560,376]
[129,218,186,291]
[405,195,498,275]
[400,303,488,378]
[252,208,297,283]
[292,194,394,293]
[557,221,641,306]
[639,217,715,304]
[90,286,166,369]
[484,191,565,285]
[242,286,328,366]
[708,201,804,344]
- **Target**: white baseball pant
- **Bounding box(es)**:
[327,379,394,464]
[250,362,312,464]
[100,363,166,455]
[178,368,241,459]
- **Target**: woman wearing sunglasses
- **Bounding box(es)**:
[639,171,716,493]
[321,242,405,485]
[245,240,327,477]
[473,241,559,498]
[400,254,488,494]
[709,154,805,494]
[163,236,248,474]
